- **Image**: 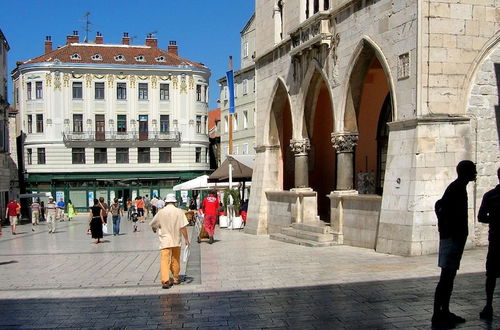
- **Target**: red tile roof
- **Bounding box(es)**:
[20,43,206,68]
[208,108,221,138]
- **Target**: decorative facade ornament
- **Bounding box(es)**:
[180,75,187,93]
[107,74,114,88]
[93,74,105,79]
[331,132,359,153]
[159,75,171,81]
[54,72,61,90]
[189,76,194,89]
[151,76,157,89]
[85,74,92,88]
[172,76,178,89]
[72,73,83,79]
[330,33,340,87]
[129,75,136,88]
[63,73,70,87]
[45,73,52,87]
[138,76,148,80]
[290,138,311,156]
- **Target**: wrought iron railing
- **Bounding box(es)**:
[62,130,181,143]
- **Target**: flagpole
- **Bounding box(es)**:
[228,56,233,156]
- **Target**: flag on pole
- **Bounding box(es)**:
[226,70,235,114]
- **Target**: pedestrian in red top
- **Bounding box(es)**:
[202,191,219,244]
[5,199,19,235]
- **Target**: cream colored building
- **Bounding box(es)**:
[218,15,256,158]
[246,0,500,255]
[11,31,211,209]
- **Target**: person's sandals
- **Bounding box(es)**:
[162,282,172,289]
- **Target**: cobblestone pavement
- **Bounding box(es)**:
[0,214,498,329]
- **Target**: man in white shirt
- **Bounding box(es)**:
[150,193,190,289]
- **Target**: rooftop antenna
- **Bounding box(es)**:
[81,12,92,43]
[129,35,138,44]
[146,31,158,38]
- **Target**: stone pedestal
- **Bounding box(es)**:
[329,190,358,245]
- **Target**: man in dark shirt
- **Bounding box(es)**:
[478,167,500,320]
[432,160,476,327]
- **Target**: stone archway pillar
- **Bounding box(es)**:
[290,138,310,188]
[331,132,358,190]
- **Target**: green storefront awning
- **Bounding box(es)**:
[27,171,208,183]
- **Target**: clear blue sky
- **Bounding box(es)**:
[0,0,255,110]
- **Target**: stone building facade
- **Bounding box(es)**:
[218,14,257,158]
[11,32,211,210]
[246,0,500,255]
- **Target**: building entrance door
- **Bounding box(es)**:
[95,115,105,141]
[139,115,148,141]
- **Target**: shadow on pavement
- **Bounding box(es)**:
[0,272,497,329]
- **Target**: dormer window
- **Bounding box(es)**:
[156,56,166,62]
[114,54,125,61]
[70,53,81,60]
[135,55,145,62]
[91,53,102,61]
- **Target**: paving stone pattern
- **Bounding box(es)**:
[0,215,498,329]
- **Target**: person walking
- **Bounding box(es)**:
[57,198,65,221]
[151,195,158,217]
[201,190,219,244]
[432,160,477,327]
[45,197,58,234]
[136,196,145,222]
[478,167,500,320]
[40,201,45,222]
[144,194,151,219]
[149,193,190,289]
[89,199,104,244]
[5,199,18,235]
[110,197,123,236]
[126,198,133,220]
[98,197,108,225]
[67,200,76,221]
[31,199,41,231]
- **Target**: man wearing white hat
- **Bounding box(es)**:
[150,193,190,289]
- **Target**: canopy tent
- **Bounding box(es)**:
[173,175,209,191]
[208,154,254,182]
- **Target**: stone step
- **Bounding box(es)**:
[292,221,331,234]
[281,227,334,242]
[270,233,337,247]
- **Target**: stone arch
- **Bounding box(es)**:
[301,64,335,220]
[266,78,294,191]
[340,37,397,132]
[342,37,395,194]
[465,38,500,246]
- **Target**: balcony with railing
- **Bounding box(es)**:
[62,130,181,147]
[290,13,333,57]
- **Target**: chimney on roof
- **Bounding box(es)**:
[66,30,79,44]
[122,32,130,45]
[145,33,158,48]
[95,31,103,44]
[168,40,178,56]
[44,36,52,53]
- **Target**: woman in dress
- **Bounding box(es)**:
[88,199,103,244]
[67,199,76,221]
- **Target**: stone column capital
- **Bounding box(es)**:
[290,138,310,156]
[331,132,358,153]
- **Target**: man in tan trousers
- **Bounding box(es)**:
[150,193,190,289]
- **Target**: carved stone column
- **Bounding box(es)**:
[290,138,310,188]
[331,132,358,191]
